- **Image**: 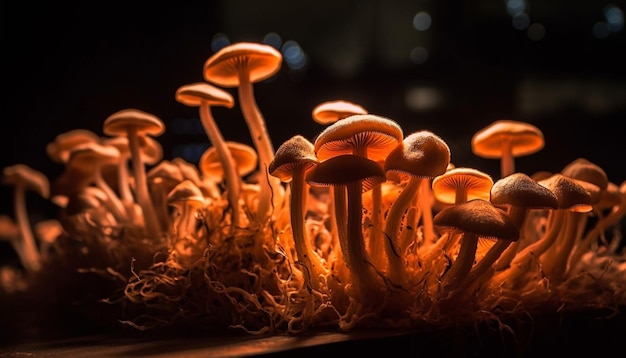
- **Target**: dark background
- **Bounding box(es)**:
[1,0,625,220]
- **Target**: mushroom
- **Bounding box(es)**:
[311,100,367,125]
[203,42,283,226]
[146,160,185,232]
[269,135,326,290]
[488,173,558,271]
[103,108,165,241]
[167,179,207,266]
[433,199,519,293]
[382,130,450,286]
[305,154,387,304]
[2,164,50,271]
[471,119,544,178]
[46,128,99,164]
[176,82,243,229]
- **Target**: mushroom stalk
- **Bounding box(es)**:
[442,232,479,291]
[127,126,162,241]
[13,185,41,271]
[237,74,282,225]
[199,102,242,229]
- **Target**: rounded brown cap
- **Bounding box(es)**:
[305,154,386,193]
[103,108,165,137]
[490,172,558,209]
[471,119,544,159]
[167,179,205,208]
[269,135,318,182]
[46,129,99,164]
[203,42,282,87]
[433,199,519,242]
[175,82,235,108]
[538,173,593,213]
[384,130,450,180]
[314,114,403,162]
[311,100,367,125]
[561,158,608,192]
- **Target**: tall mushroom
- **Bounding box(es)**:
[382,130,450,286]
[203,42,283,226]
[103,108,165,241]
[471,119,544,178]
[2,164,50,272]
[175,82,243,230]
[269,135,326,290]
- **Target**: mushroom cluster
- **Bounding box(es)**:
[1,41,625,339]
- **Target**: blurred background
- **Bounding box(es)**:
[1,0,625,230]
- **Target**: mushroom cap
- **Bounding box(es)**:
[311,100,368,125]
[171,157,203,186]
[101,136,162,165]
[147,160,185,191]
[269,135,318,182]
[490,172,559,209]
[67,142,121,170]
[167,179,205,207]
[103,108,165,137]
[471,119,544,159]
[199,141,259,179]
[203,42,283,87]
[538,173,593,213]
[2,164,50,199]
[432,167,493,204]
[46,129,99,163]
[175,82,235,108]
[433,199,519,242]
[596,181,623,210]
[561,158,608,192]
[305,154,386,193]
[384,130,450,180]
[314,114,403,162]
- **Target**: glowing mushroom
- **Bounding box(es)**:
[471,119,544,178]
[176,82,244,229]
[382,130,450,286]
[311,100,367,125]
[269,135,326,290]
[103,108,165,241]
[203,42,283,226]
[2,164,50,271]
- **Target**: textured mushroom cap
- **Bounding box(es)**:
[199,141,259,179]
[490,172,558,209]
[103,108,165,137]
[314,114,403,162]
[432,167,493,204]
[147,160,184,189]
[538,173,593,213]
[269,135,318,182]
[433,199,519,241]
[305,154,386,193]
[471,119,544,159]
[384,130,450,180]
[2,164,50,199]
[596,181,623,210]
[167,179,205,206]
[312,100,368,125]
[175,82,235,108]
[68,142,121,169]
[203,42,282,87]
[46,129,99,163]
[561,158,608,192]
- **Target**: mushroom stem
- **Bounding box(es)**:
[499,139,515,178]
[127,126,162,241]
[442,232,479,291]
[383,177,421,285]
[199,102,242,229]
[13,185,41,272]
[237,74,282,225]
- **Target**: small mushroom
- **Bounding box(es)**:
[311,100,367,125]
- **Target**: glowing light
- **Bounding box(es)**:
[527,23,545,41]
[512,13,530,30]
[605,4,624,32]
[405,86,443,111]
[263,32,283,50]
[410,46,429,64]
[281,40,308,70]
[412,11,432,31]
[211,33,230,53]
[505,0,526,16]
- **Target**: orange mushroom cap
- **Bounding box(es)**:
[269,135,318,182]
[432,167,493,205]
[311,100,368,125]
[384,130,451,180]
[471,119,544,159]
[203,42,283,87]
